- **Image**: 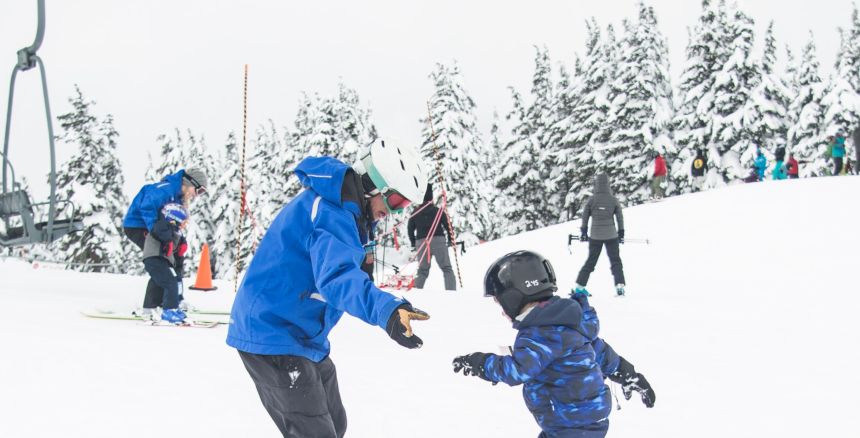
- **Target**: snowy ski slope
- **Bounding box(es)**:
[1,176,858,437]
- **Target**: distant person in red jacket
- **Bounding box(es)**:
[786,154,800,179]
[651,152,667,199]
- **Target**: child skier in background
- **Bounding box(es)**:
[141,203,190,324]
[453,251,655,438]
[754,149,768,181]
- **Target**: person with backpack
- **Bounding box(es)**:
[575,173,627,297]
[690,148,708,191]
[407,184,456,291]
[453,251,655,438]
[650,152,667,199]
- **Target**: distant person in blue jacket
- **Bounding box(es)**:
[227,138,430,438]
[754,149,768,181]
[123,167,208,319]
[453,251,654,438]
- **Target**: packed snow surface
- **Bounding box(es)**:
[2,176,859,437]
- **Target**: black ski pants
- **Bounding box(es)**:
[238,351,347,438]
[576,238,626,287]
[124,227,164,309]
[143,257,181,309]
[834,157,844,175]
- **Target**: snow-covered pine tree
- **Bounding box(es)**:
[605,2,674,204]
[209,132,255,279]
[334,82,377,164]
[52,86,131,273]
[494,88,533,235]
[786,34,828,177]
[711,3,760,180]
[543,62,574,222]
[419,61,488,244]
[554,22,601,219]
[247,120,302,228]
[746,22,792,163]
[494,47,557,235]
[297,93,340,159]
[671,0,729,192]
[482,111,504,240]
[820,19,860,171]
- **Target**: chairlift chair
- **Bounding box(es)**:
[1,0,83,247]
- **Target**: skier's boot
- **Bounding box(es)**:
[572,284,590,298]
[133,307,159,322]
[178,300,195,313]
[161,308,187,324]
[615,284,626,297]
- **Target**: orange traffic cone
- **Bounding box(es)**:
[189,243,218,291]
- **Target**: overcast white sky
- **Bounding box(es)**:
[0,0,852,198]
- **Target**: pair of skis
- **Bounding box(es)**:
[80,308,230,328]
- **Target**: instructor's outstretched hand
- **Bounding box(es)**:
[386,303,430,349]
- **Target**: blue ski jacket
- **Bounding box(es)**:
[483,296,619,435]
[123,170,185,231]
[226,157,405,361]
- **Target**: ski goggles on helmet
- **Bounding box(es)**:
[184,174,207,195]
[382,188,411,213]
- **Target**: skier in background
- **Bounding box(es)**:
[754,149,768,181]
[650,152,667,199]
[122,167,208,319]
[786,154,800,179]
[227,139,431,438]
[453,251,655,438]
[575,173,627,297]
[772,146,787,180]
[852,127,860,174]
[407,184,456,291]
[140,203,190,323]
[831,135,846,175]
[690,148,708,191]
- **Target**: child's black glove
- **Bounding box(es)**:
[386,303,430,349]
[580,228,589,242]
[618,229,625,244]
[608,357,655,408]
[452,352,492,382]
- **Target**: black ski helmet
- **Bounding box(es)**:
[484,250,557,320]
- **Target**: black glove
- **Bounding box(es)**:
[174,256,185,278]
[608,357,655,408]
[618,229,625,244]
[580,228,589,242]
[386,303,430,349]
[452,352,493,382]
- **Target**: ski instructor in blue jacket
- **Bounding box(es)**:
[227,138,430,438]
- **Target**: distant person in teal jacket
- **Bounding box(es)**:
[831,135,846,175]
[754,149,767,181]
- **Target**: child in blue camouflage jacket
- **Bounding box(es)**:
[453,250,655,438]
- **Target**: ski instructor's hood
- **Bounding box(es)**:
[227,156,405,361]
[593,173,612,195]
[295,156,363,218]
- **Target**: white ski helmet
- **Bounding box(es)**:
[354,138,428,212]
